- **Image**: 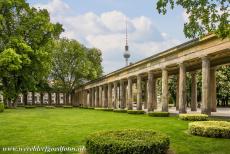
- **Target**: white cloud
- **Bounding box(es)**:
[34,0,182,74]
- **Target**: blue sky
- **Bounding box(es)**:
[27,0,188,74]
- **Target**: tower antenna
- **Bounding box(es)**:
[123,18,130,66]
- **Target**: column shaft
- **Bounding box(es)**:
[113,82,118,108]
[147,71,154,111]
[127,77,133,110]
[176,75,179,110]
[108,83,112,108]
[161,68,168,112]
[179,63,187,113]
[191,72,197,111]
[99,86,102,107]
[95,87,99,107]
[120,80,125,109]
[201,57,211,115]
[210,68,217,112]
[103,85,108,108]
[137,75,142,110]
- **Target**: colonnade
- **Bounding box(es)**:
[76,56,217,115]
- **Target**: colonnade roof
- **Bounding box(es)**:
[76,34,229,90]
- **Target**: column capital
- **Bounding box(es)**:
[201,55,210,61]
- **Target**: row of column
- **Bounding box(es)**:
[76,56,216,115]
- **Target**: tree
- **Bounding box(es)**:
[0,0,63,107]
[51,38,103,105]
[156,0,229,38]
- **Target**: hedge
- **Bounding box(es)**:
[179,114,208,121]
[95,108,113,111]
[45,106,56,109]
[25,106,36,109]
[113,109,127,113]
[85,129,170,154]
[79,106,94,109]
[148,112,169,117]
[127,110,145,114]
[0,102,4,112]
[189,121,230,138]
[63,105,73,108]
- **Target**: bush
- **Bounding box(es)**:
[45,106,56,109]
[25,106,36,109]
[79,106,94,109]
[189,121,230,138]
[95,108,113,111]
[113,109,127,113]
[0,102,4,112]
[179,114,208,121]
[127,110,145,114]
[85,129,170,154]
[148,112,169,117]
[63,105,73,108]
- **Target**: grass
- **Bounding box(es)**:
[0,108,230,154]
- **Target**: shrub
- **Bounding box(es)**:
[179,114,208,121]
[25,106,36,109]
[79,106,94,109]
[189,121,230,138]
[45,106,56,109]
[127,110,145,114]
[85,129,170,154]
[63,105,73,108]
[95,108,113,111]
[113,109,127,113]
[0,102,4,112]
[148,112,169,117]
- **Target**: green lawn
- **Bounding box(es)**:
[0,108,230,154]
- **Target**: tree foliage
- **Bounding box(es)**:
[51,38,103,104]
[0,0,63,105]
[156,0,230,38]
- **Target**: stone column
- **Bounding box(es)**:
[103,85,108,108]
[87,90,90,107]
[137,75,142,110]
[153,78,157,109]
[92,88,95,107]
[176,75,179,110]
[147,71,154,112]
[127,77,133,110]
[108,83,112,108]
[161,68,168,112]
[179,63,187,113]
[99,86,102,107]
[95,87,99,107]
[113,81,118,108]
[120,80,125,109]
[201,56,211,115]
[210,67,217,112]
[191,71,197,111]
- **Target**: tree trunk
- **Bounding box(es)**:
[32,92,35,105]
[23,93,28,105]
[66,93,69,105]
[48,92,52,105]
[40,92,44,105]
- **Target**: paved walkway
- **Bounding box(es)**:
[167,107,230,117]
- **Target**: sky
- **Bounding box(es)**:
[27,0,189,74]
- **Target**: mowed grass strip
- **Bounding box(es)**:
[0,108,229,154]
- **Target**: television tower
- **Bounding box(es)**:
[123,19,130,66]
